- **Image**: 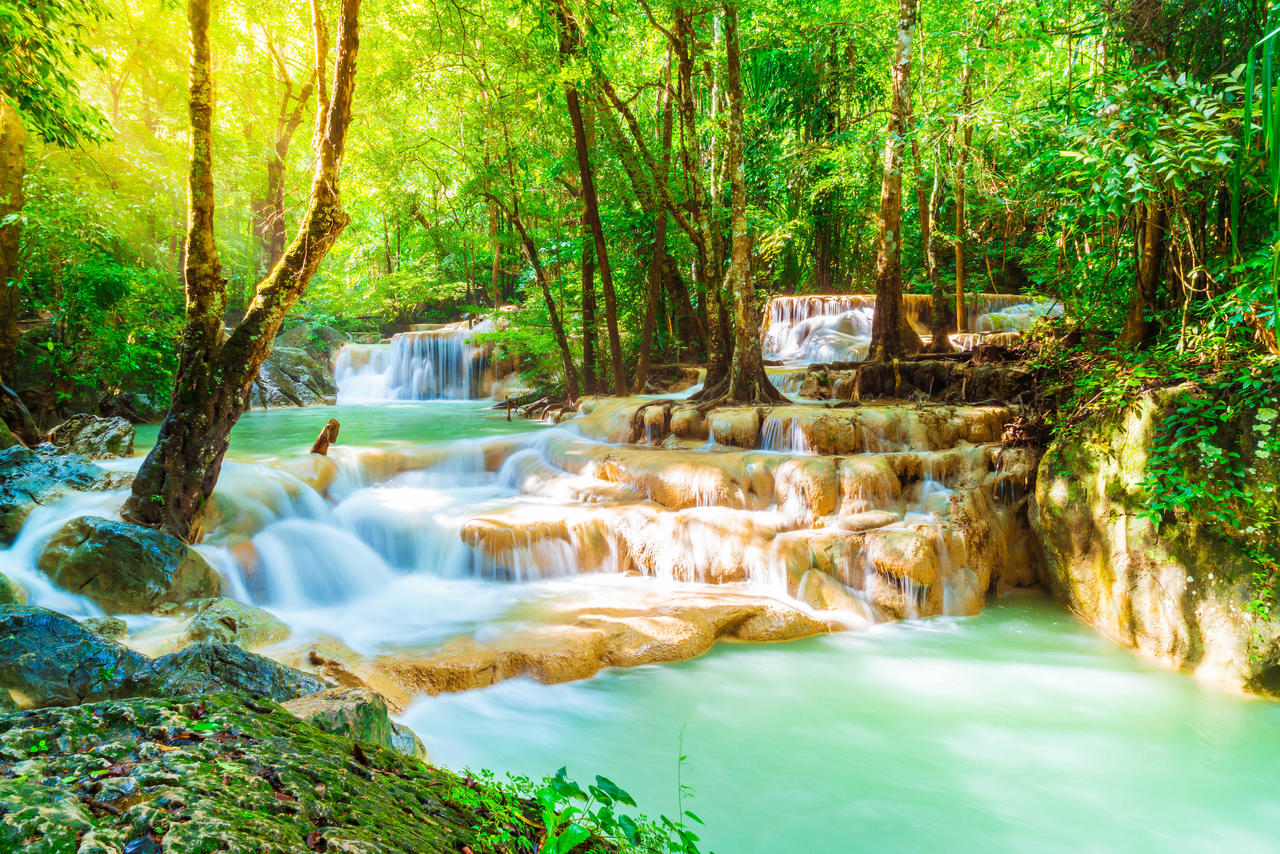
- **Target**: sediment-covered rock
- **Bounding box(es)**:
[181,596,289,648]
[80,616,127,640]
[280,686,394,750]
[37,516,222,614]
[0,694,555,853]
[1034,387,1280,695]
[0,447,118,545]
[45,413,135,459]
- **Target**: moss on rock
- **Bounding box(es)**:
[0,694,559,853]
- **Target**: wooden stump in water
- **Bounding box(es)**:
[309,419,341,455]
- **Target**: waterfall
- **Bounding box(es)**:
[334,320,495,401]
[761,293,1059,365]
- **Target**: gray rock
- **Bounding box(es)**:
[0,447,114,544]
[81,616,128,640]
[46,414,135,459]
[0,606,148,708]
[131,643,326,702]
[391,721,428,761]
[181,596,289,648]
[248,345,337,409]
[37,516,222,614]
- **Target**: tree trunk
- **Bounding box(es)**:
[488,199,502,309]
[634,59,675,393]
[1120,197,1167,347]
[925,171,952,350]
[557,8,625,395]
[580,227,599,394]
[123,0,360,542]
[713,3,782,404]
[953,68,972,333]
[252,65,314,276]
[511,211,580,399]
[0,97,24,390]
[869,0,922,361]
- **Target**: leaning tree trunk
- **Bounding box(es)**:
[0,96,24,390]
[122,0,360,542]
[721,3,783,404]
[869,0,923,361]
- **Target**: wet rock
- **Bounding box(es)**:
[46,413,135,459]
[181,596,289,648]
[130,643,326,702]
[81,616,128,640]
[37,516,222,614]
[0,573,23,606]
[0,694,558,853]
[281,687,394,750]
[0,605,147,709]
[0,446,113,545]
[0,418,16,451]
[1034,386,1280,696]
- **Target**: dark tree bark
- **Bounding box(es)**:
[122,0,361,541]
[869,0,923,361]
[0,97,24,390]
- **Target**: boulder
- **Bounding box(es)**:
[130,642,326,702]
[391,721,428,761]
[0,447,113,544]
[0,606,147,709]
[80,616,128,640]
[249,345,337,408]
[46,414,135,459]
[37,516,222,614]
[1034,386,1280,696]
[281,687,394,750]
[182,597,290,648]
[0,418,16,451]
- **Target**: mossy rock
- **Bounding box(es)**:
[0,573,23,606]
[37,516,222,614]
[0,694,560,854]
[181,597,290,649]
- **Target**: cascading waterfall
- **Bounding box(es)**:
[333,319,495,402]
[762,292,1061,365]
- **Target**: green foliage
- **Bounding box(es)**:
[0,0,109,145]
[444,766,704,854]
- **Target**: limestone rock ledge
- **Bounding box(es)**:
[1032,386,1280,695]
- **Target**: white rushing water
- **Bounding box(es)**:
[333,318,496,402]
[761,293,1063,365]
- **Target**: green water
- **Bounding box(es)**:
[133,404,1280,852]
[132,400,546,460]
[406,596,1280,854]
